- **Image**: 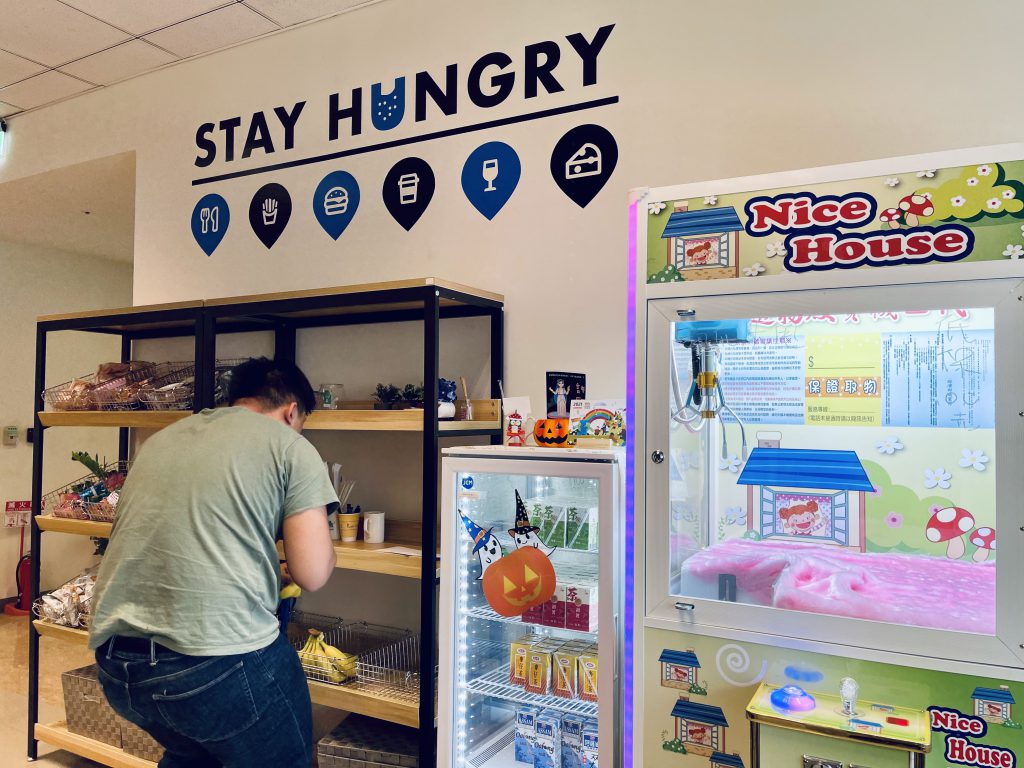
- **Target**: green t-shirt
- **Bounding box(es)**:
[88,407,339,656]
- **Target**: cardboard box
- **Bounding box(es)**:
[534,710,562,768]
[316,714,418,767]
[578,649,599,702]
[515,705,539,764]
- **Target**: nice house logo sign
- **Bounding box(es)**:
[189,25,619,256]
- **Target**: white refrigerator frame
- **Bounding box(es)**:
[438,446,624,768]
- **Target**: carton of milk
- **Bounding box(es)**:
[580,722,599,767]
[515,705,539,764]
[534,710,562,768]
[561,715,585,768]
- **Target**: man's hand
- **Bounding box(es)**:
[282,507,336,592]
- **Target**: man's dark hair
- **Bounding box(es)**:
[227,357,317,416]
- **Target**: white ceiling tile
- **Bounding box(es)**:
[144,4,278,59]
[0,0,130,66]
[0,101,21,118]
[0,71,94,110]
[60,40,177,86]
[0,49,46,88]
[60,0,234,36]
[242,0,366,27]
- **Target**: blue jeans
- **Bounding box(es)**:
[95,632,311,768]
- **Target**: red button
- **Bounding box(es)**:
[886,717,909,727]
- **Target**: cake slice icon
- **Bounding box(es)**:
[565,143,603,180]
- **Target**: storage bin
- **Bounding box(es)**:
[121,719,164,762]
[62,664,121,748]
[317,715,418,767]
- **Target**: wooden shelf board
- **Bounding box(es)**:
[307,680,419,727]
[39,411,189,428]
[37,299,203,325]
[33,620,89,644]
[35,721,155,768]
[305,401,500,433]
[35,515,112,537]
[206,277,502,309]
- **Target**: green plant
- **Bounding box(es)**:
[372,383,401,406]
[401,383,425,404]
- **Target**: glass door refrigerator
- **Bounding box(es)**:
[439,446,624,768]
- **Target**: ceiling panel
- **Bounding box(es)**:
[0,0,130,66]
[242,0,367,27]
[0,101,21,118]
[60,0,235,36]
[60,40,177,86]
[0,49,46,88]
[144,3,278,59]
[0,71,94,110]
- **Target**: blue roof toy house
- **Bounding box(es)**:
[659,649,701,691]
[972,685,1015,724]
[659,205,743,281]
[670,699,729,757]
[737,447,873,552]
[710,753,746,768]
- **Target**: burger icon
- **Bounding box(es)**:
[323,186,349,216]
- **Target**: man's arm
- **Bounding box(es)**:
[282,507,337,591]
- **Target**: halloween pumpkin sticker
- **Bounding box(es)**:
[483,546,556,616]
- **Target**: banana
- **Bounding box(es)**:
[279,583,301,600]
[320,641,358,679]
[297,630,351,684]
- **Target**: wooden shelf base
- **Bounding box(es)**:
[33,620,89,644]
[38,411,189,428]
[35,721,155,768]
[35,515,112,537]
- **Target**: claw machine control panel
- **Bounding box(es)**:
[439,446,624,768]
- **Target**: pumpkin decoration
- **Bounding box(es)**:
[482,546,557,617]
[533,417,571,448]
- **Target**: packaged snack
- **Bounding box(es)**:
[510,634,540,686]
[542,582,566,628]
[552,647,580,699]
[565,505,599,551]
[515,705,539,764]
[565,581,598,633]
[561,715,585,768]
[578,648,599,702]
[534,710,562,768]
[580,722,599,767]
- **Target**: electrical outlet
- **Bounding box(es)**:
[2,426,17,447]
[803,757,843,768]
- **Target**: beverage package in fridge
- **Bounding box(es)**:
[542,582,567,628]
[528,501,566,549]
[552,647,580,699]
[525,639,560,695]
[578,647,598,702]
[534,710,562,768]
[515,705,539,764]
[565,505,598,551]
[510,634,541,686]
[561,715,585,768]
[565,581,598,633]
[580,721,599,767]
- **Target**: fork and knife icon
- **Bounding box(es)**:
[199,206,220,233]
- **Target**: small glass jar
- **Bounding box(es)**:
[319,383,345,410]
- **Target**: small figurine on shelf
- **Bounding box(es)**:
[506,410,527,447]
[438,378,458,420]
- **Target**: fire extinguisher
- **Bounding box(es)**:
[5,524,32,616]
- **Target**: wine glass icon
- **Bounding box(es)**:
[482,159,499,192]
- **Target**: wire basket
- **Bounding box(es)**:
[289,614,414,690]
[139,363,196,411]
[214,359,248,406]
[43,460,130,523]
[43,362,156,411]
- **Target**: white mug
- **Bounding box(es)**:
[364,511,386,544]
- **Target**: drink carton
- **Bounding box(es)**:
[525,639,561,695]
[581,722,599,767]
[515,705,539,764]
[578,648,599,702]
[565,505,599,551]
[534,710,562,768]
[510,634,541,686]
[561,715,585,768]
[565,581,598,633]
[552,648,580,699]
[542,582,567,628]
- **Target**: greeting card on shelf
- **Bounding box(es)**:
[569,399,626,447]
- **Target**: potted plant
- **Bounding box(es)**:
[438,378,458,420]
[372,383,401,410]
[400,383,425,409]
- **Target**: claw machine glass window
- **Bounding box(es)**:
[439,448,622,768]
[646,278,1024,668]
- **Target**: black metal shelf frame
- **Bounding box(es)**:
[27,285,504,768]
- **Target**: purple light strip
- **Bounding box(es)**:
[624,199,638,768]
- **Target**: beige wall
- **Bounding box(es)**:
[0,241,133,595]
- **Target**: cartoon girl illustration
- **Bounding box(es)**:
[685,239,716,266]
[779,500,821,536]
[549,378,569,418]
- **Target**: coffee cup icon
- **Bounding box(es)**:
[398,173,420,205]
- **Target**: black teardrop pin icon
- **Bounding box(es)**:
[249,182,292,248]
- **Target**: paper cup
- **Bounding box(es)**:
[339,512,360,542]
[364,511,385,544]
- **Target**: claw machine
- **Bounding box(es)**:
[630,144,1024,768]
[439,446,624,768]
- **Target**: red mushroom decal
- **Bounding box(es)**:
[926,505,975,559]
[898,194,935,227]
[970,527,995,562]
[879,208,904,229]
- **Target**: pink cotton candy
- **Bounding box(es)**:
[682,538,995,634]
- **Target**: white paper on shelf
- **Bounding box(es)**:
[376,545,437,558]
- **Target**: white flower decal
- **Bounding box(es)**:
[719,454,740,473]
[875,437,904,455]
[884,177,901,187]
[1003,244,1024,259]
[987,197,1003,211]
[950,195,966,208]
[966,177,979,187]
[977,165,993,176]
[1020,224,1024,237]
[1003,189,1016,200]
[923,467,952,490]
[648,201,666,215]
[742,262,766,277]
[704,195,719,206]
[917,169,937,178]
[958,448,989,472]
[765,241,786,258]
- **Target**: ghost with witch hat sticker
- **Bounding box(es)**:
[509,490,555,557]
[459,511,503,579]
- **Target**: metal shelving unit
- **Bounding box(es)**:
[27,278,504,768]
